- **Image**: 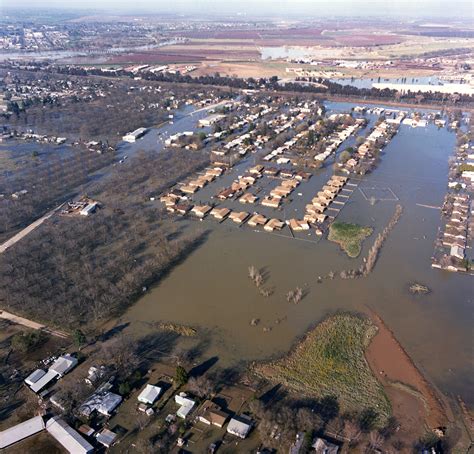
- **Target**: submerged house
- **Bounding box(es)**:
[229,211,249,224]
[248,213,268,227]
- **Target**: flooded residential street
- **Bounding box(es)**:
[115,103,474,407]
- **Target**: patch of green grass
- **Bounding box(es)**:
[328,221,373,258]
[253,314,391,425]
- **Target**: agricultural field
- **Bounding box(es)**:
[253,313,391,426]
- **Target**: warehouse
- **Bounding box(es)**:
[122,127,147,142]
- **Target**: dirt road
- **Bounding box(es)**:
[0,309,69,338]
[0,204,63,254]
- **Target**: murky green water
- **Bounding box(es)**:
[119,105,473,406]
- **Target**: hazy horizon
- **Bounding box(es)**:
[1,0,473,20]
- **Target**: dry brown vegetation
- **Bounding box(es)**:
[0,149,210,330]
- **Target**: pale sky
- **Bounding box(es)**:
[1,0,473,19]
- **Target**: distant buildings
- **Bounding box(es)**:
[122,127,148,143]
[198,113,225,127]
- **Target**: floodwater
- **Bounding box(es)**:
[118,102,473,406]
[0,40,182,62]
[332,76,443,89]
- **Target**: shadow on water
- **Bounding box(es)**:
[98,322,130,342]
[209,366,243,392]
[135,331,180,364]
[189,356,219,378]
[185,336,212,364]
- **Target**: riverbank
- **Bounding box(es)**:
[252,313,392,425]
[365,310,449,434]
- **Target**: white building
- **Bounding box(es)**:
[28,354,78,393]
[80,391,122,417]
[175,393,195,419]
[49,354,78,377]
[137,384,161,405]
[80,202,98,216]
[226,416,252,439]
[199,114,225,127]
[122,127,147,142]
[46,417,94,454]
[0,416,45,449]
[24,369,46,387]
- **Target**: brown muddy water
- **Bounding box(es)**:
[118,105,473,406]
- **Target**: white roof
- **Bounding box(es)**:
[25,369,46,386]
[96,428,117,448]
[46,417,94,454]
[0,416,45,449]
[80,391,122,417]
[49,354,78,376]
[30,369,58,393]
[175,393,195,419]
[137,384,161,405]
[227,416,252,439]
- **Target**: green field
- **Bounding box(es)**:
[253,313,391,425]
[328,221,373,258]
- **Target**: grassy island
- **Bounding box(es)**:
[253,313,391,425]
[328,221,373,258]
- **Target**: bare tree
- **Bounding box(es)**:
[187,375,214,399]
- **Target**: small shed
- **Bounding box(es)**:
[96,428,118,448]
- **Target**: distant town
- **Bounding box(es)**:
[0,4,473,454]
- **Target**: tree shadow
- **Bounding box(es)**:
[0,399,24,422]
[97,322,130,342]
[134,331,180,365]
[189,356,219,378]
[260,384,288,407]
[208,366,241,393]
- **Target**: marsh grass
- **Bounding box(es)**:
[254,313,391,425]
[328,222,373,258]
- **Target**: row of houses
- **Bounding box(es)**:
[314,118,365,163]
[340,120,398,174]
[174,394,253,440]
[438,192,471,265]
[305,175,349,222]
[432,136,473,273]
[262,112,310,163]
[160,166,225,201]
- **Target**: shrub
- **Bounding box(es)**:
[11,330,45,353]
